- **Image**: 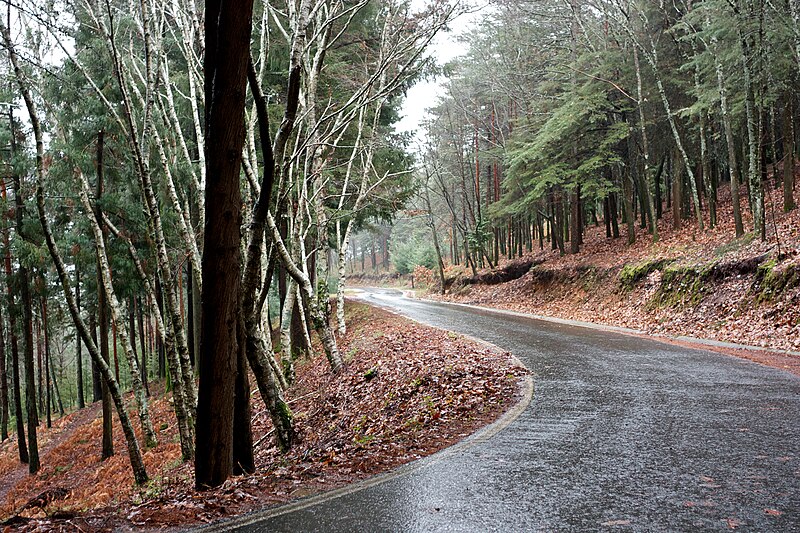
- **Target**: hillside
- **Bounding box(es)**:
[0,303,526,531]
[424,182,800,372]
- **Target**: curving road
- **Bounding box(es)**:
[214,289,800,532]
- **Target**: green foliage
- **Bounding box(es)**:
[505,79,629,213]
[391,238,437,275]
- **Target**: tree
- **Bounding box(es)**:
[195,0,256,490]
[0,298,8,441]
[1,177,27,463]
[1,11,149,485]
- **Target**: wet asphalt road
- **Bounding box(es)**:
[228,289,800,532]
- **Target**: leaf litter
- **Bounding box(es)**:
[428,181,800,375]
[0,301,526,531]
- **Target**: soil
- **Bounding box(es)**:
[0,301,527,531]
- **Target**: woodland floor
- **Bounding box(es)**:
[421,180,800,375]
[0,302,526,531]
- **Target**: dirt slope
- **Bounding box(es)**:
[427,183,800,369]
[0,302,526,531]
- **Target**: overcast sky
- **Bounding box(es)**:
[394,7,478,139]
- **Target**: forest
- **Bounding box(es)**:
[0,0,798,528]
[388,0,798,280]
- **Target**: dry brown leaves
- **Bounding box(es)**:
[0,302,526,531]
[433,181,800,371]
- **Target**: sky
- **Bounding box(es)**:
[394,7,478,139]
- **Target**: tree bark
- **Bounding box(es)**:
[36,315,43,419]
[43,301,64,417]
[90,313,101,401]
[101,213,194,458]
[42,299,51,428]
[633,46,658,241]
[741,31,765,240]
[280,278,297,374]
[624,24,704,232]
[77,171,158,449]
[4,112,38,470]
[233,300,255,475]
[621,167,636,245]
[34,183,150,485]
[784,98,796,212]
[95,131,114,460]
[196,0,255,490]
[137,296,149,396]
[424,175,447,294]
[0,302,8,441]
[1,18,152,481]
[50,351,64,417]
[76,266,85,409]
[13,177,39,473]
[716,59,745,236]
[240,58,297,451]
[2,177,27,462]
[186,264,195,366]
[672,149,683,230]
[570,185,581,254]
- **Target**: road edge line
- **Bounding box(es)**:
[415,296,800,358]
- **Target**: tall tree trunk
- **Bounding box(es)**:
[655,156,663,220]
[42,299,52,428]
[196,0,256,490]
[0,27,44,474]
[241,60,297,450]
[155,279,165,379]
[570,185,581,254]
[129,297,139,372]
[186,264,195,366]
[0,303,8,441]
[95,131,114,460]
[424,174,447,293]
[716,56,745,236]
[36,316,43,418]
[50,355,64,417]
[75,266,85,409]
[101,200,196,457]
[6,267,27,462]
[90,313,101,401]
[232,303,254,475]
[633,47,658,241]
[76,171,158,449]
[137,296,149,396]
[672,149,683,230]
[245,12,344,376]
[784,98,796,212]
[632,31,704,232]
[45,306,64,418]
[280,278,297,377]
[621,167,636,245]
[100,0,197,416]
[32,179,150,484]
[11,173,40,472]
[609,192,620,238]
[336,221,352,334]
[2,177,27,462]
[741,28,765,240]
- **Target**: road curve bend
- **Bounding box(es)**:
[211,289,800,532]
